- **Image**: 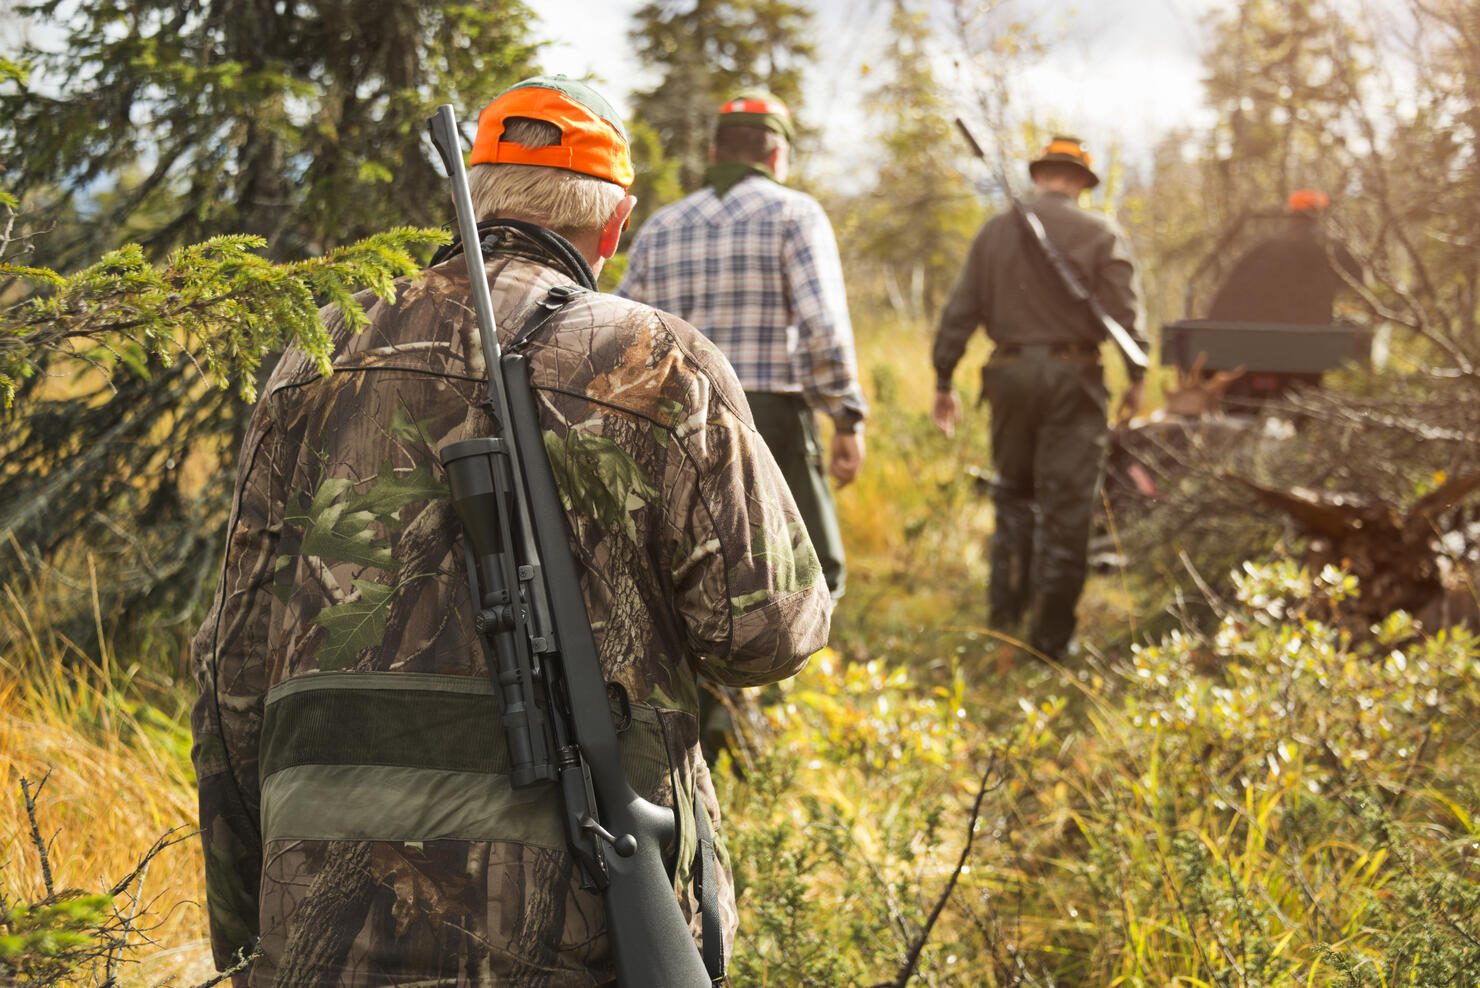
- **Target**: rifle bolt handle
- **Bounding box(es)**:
[584,817,638,858]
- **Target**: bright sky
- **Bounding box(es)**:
[530,0,1231,180]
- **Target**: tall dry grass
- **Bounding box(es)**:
[1,553,212,985]
[12,307,1472,987]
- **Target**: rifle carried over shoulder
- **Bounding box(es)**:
[427,104,719,988]
[953,116,1149,371]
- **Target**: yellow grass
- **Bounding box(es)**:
[1,562,212,985]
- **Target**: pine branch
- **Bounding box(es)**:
[0,227,448,407]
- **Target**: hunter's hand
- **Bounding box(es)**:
[830,429,865,488]
[932,389,961,437]
[1114,377,1146,425]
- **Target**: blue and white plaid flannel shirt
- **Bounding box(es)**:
[617,176,868,430]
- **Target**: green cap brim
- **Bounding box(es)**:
[503,74,628,144]
[716,111,794,142]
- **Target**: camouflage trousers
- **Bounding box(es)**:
[979,347,1109,659]
[744,391,846,602]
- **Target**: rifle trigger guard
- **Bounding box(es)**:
[607,682,632,732]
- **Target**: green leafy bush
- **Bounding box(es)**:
[723,562,1480,985]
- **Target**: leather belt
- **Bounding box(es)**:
[994,341,1100,359]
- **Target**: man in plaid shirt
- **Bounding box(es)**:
[618,90,867,602]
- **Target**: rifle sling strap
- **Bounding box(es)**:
[1015,203,1091,308]
[693,803,726,984]
[509,284,589,351]
[515,285,728,984]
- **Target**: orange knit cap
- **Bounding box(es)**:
[470,76,634,189]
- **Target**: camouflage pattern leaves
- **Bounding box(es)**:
[286,461,447,575]
[388,405,440,443]
[311,579,396,670]
[542,427,658,542]
[381,847,474,941]
[291,477,394,571]
[752,519,822,597]
[352,462,446,528]
[650,396,684,448]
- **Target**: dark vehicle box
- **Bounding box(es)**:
[1160,320,1372,374]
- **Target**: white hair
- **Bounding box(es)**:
[467,117,625,240]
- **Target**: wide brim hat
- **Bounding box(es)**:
[471,75,634,189]
[715,89,795,142]
[1028,135,1099,188]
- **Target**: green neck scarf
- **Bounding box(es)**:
[705,161,778,199]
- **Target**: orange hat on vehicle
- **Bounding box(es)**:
[1029,135,1100,188]
[1288,189,1330,214]
[470,75,634,189]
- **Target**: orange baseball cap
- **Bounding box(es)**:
[716,89,795,141]
[470,75,634,189]
[1288,189,1330,213]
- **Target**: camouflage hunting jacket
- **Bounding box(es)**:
[190,225,830,986]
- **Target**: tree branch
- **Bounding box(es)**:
[872,755,1003,988]
[20,773,56,898]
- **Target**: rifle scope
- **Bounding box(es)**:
[443,437,555,789]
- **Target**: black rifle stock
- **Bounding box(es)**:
[426,105,715,987]
[952,116,1149,371]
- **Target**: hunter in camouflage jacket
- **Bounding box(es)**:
[191,224,830,986]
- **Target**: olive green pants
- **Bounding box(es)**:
[980,349,1109,658]
[745,391,846,601]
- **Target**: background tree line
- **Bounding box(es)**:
[7,0,1475,645]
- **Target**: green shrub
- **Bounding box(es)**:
[724,562,1480,985]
